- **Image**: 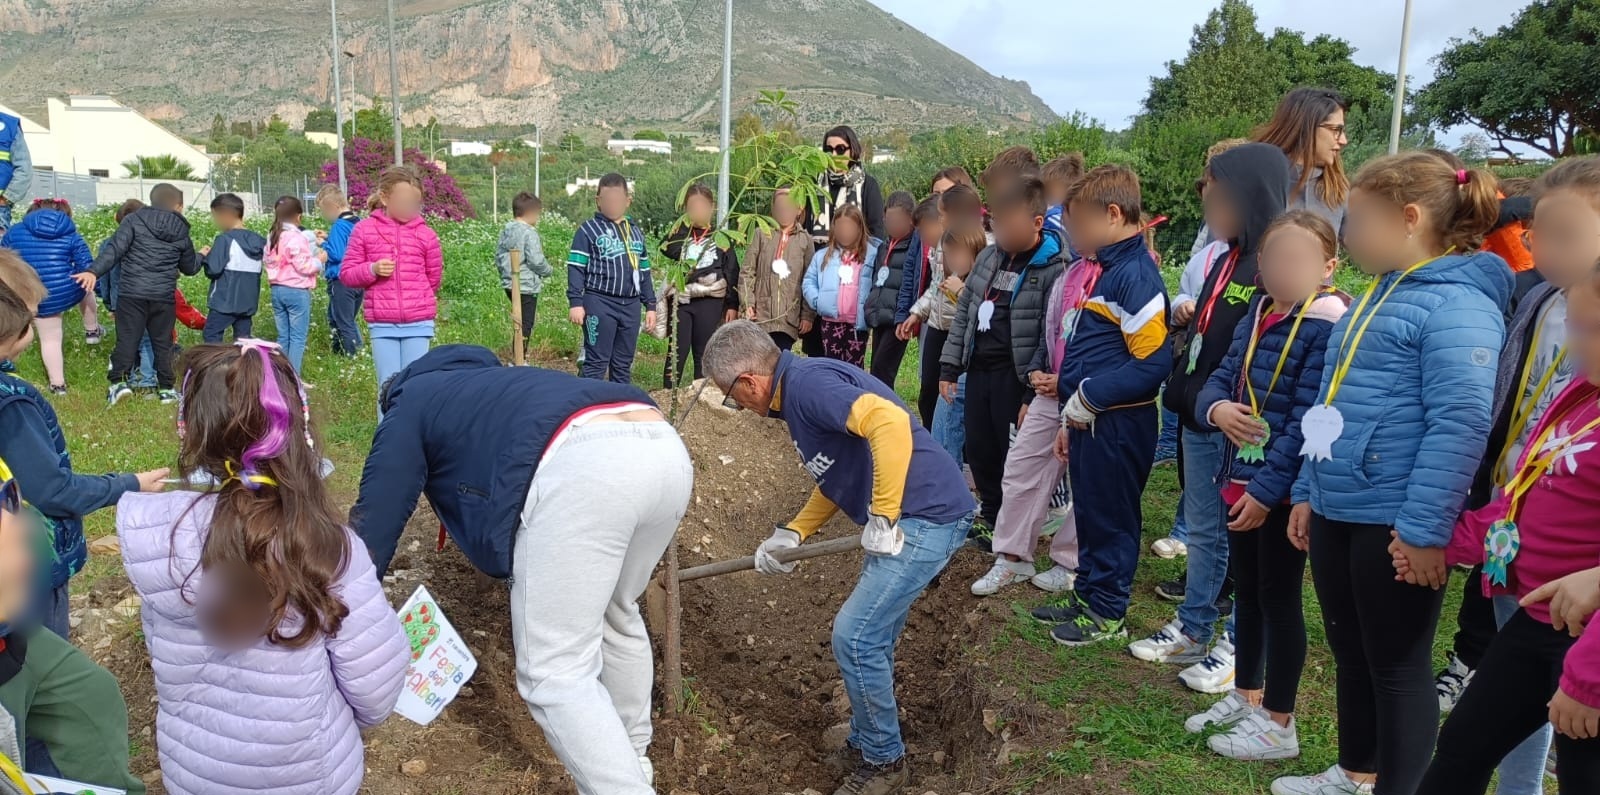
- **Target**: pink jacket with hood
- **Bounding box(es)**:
[264,223,321,290]
[339,208,443,324]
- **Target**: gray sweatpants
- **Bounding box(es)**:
[511,421,693,795]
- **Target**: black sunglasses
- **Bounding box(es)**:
[823,144,852,156]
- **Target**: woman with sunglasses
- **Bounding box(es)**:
[808,125,886,245]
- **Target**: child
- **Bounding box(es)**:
[739,188,815,351]
[317,186,365,356]
[924,224,984,465]
[1041,153,1086,238]
[979,145,1042,196]
[864,190,917,387]
[0,250,167,637]
[117,341,408,795]
[1182,210,1346,760]
[265,196,322,373]
[896,197,946,427]
[803,204,880,367]
[1419,254,1600,793]
[661,183,739,387]
[1027,165,1171,645]
[1,199,92,394]
[200,193,265,344]
[75,183,201,405]
[1135,143,1292,672]
[1273,152,1510,795]
[567,172,656,384]
[496,191,552,353]
[939,176,1067,545]
[341,166,444,391]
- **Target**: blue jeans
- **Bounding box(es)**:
[1179,428,1232,644]
[372,334,433,391]
[327,280,365,355]
[270,285,312,373]
[1492,595,1554,795]
[930,374,966,466]
[835,512,973,764]
[129,334,157,388]
[1156,403,1180,458]
[0,203,11,232]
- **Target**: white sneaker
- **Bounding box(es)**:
[1435,652,1474,713]
[1209,711,1300,760]
[1180,634,1237,694]
[1041,502,1071,537]
[1271,764,1374,794]
[1128,619,1208,664]
[1183,691,1255,733]
[639,755,654,785]
[971,559,1035,596]
[1031,565,1075,593]
[1151,536,1188,558]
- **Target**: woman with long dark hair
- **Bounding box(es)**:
[1253,87,1350,235]
[807,125,885,244]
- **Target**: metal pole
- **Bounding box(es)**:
[331,0,348,195]
[715,0,733,224]
[492,164,498,223]
[387,0,403,164]
[1387,0,1414,155]
[534,125,541,198]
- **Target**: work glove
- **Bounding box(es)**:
[862,514,905,557]
[754,527,803,575]
[1060,390,1096,430]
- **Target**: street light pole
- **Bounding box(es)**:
[715,0,733,225]
[330,0,348,195]
[386,0,403,164]
[534,124,542,198]
[1387,0,1414,155]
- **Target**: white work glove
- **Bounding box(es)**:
[754,527,802,575]
[862,514,905,557]
[1060,390,1096,430]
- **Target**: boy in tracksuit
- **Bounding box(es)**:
[939,177,1067,544]
[567,173,657,384]
[318,186,364,356]
[1031,165,1172,646]
[200,193,265,343]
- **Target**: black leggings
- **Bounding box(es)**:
[918,327,948,430]
[666,298,723,387]
[1450,563,1496,669]
[769,331,796,351]
[1309,514,1446,793]
[1420,609,1600,794]
[963,366,1027,526]
[1227,502,1307,714]
[868,324,908,389]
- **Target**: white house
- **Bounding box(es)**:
[8,96,214,179]
[450,140,492,157]
[605,139,672,156]
[566,176,635,196]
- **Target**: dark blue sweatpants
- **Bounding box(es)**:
[1070,403,1158,621]
[581,292,642,384]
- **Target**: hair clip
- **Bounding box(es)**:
[1456,169,1469,186]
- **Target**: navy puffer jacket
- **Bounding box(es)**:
[0,209,92,317]
[1196,292,1347,507]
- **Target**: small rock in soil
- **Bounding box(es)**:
[111,596,142,619]
[932,750,946,766]
[820,721,851,750]
[400,759,428,777]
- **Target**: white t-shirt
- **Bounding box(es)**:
[1498,291,1573,485]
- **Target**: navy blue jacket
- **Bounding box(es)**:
[865,234,913,329]
[892,231,926,324]
[350,345,655,579]
[0,376,136,588]
[202,228,266,316]
[1057,234,1172,412]
[1195,293,1346,507]
[1,209,92,317]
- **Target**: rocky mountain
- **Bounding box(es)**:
[0,0,1056,135]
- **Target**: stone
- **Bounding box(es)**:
[981,708,1000,736]
[820,721,852,750]
[112,595,142,619]
[400,759,429,777]
[932,750,946,767]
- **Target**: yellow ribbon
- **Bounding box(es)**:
[223,461,278,488]
[1494,300,1568,487]
[618,218,641,272]
[1501,398,1600,523]
[1324,251,1451,405]
[0,754,34,794]
[1242,293,1320,417]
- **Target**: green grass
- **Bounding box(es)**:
[29,209,1516,794]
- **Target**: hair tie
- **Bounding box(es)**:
[1456,169,1469,186]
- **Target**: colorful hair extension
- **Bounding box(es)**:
[237,341,292,485]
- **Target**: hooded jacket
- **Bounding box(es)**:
[864,233,913,329]
[1165,143,1293,431]
[941,228,1069,387]
[1049,234,1172,413]
[118,492,408,795]
[321,211,360,281]
[203,228,266,317]
[1467,278,1566,511]
[1292,251,1514,548]
[265,223,321,290]
[0,209,92,316]
[892,231,930,324]
[803,239,882,330]
[88,206,201,301]
[907,243,960,332]
[350,345,654,578]
[740,225,816,341]
[1196,292,1348,507]
[339,209,443,325]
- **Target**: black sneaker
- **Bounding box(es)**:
[1155,574,1186,602]
[1029,590,1085,624]
[1214,593,1234,616]
[966,517,995,552]
[1050,606,1128,647]
[833,757,908,795]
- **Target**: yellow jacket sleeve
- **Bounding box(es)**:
[787,487,838,540]
[844,393,913,521]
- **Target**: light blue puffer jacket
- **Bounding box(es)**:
[1292,251,1513,548]
[803,238,881,330]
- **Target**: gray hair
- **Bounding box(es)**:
[703,320,781,390]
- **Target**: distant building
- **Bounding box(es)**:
[566,176,635,196]
[3,96,214,179]
[694,145,720,154]
[871,150,898,164]
[304,131,339,149]
[450,140,492,157]
[606,139,672,156]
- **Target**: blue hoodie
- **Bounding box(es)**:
[0,209,92,317]
[1292,251,1515,548]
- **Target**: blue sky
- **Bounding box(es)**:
[870,0,1524,143]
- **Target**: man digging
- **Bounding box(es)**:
[704,320,976,795]
[349,344,694,795]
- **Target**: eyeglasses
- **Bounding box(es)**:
[1319,123,1347,137]
[823,144,852,156]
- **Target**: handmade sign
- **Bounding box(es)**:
[393,585,478,726]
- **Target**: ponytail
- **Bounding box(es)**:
[1352,151,1500,253]
[1451,168,1501,253]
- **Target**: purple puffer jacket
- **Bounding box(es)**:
[117,492,410,795]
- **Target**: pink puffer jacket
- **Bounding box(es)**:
[340,209,443,324]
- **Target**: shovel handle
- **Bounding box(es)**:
[675,535,863,583]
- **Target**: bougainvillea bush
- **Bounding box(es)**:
[322,137,476,220]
